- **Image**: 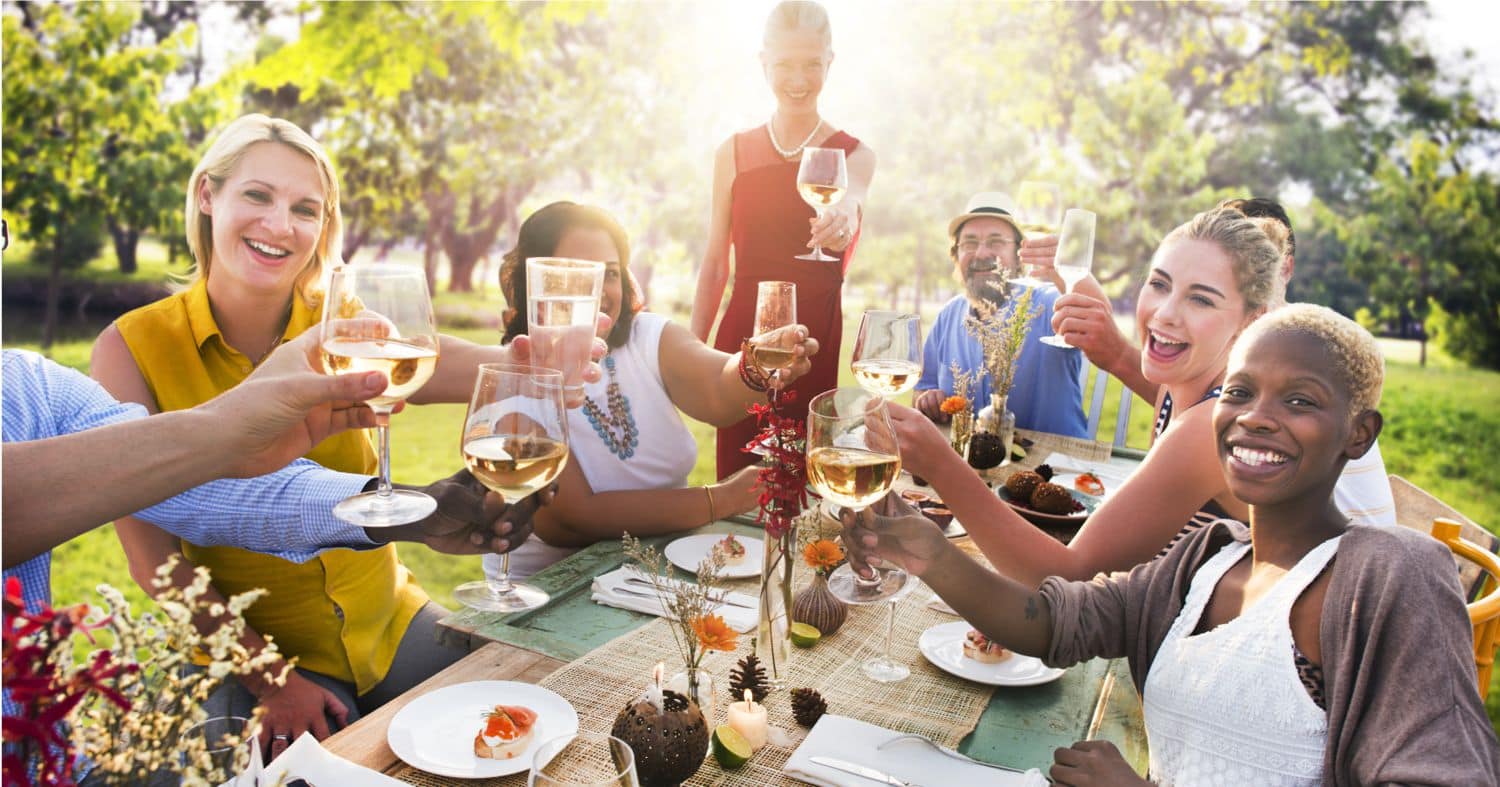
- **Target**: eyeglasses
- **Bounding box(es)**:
[957,237,1019,255]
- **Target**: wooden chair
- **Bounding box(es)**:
[1429,517,1500,701]
[1390,474,1499,601]
[1080,363,1134,451]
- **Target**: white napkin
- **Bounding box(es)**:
[784,714,1047,787]
[590,567,759,632]
[253,732,406,786]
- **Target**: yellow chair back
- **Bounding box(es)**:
[1431,517,1500,700]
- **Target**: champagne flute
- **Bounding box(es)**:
[807,389,913,682]
[1040,208,1097,348]
[851,311,922,401]
[527,257,605,396]
[453,364,569,612]
[529,732,639,787]
[321,263,440,526]
[793,147,848,262]
[1015,180,1063,286]
[747,281,797,455]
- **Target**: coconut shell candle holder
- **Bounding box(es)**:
[611,689,708,787]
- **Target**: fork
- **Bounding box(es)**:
[876,733,1026,774]
[621,576,756,609]
[611,585,756,613]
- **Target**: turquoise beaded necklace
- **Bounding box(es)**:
[583,354,639,460]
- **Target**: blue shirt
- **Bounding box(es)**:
[1,350,376,614]
[917,285,1088,438]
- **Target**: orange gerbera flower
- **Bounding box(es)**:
[803,539,845,572]
[939,395,970,415]
[691,614,738,652]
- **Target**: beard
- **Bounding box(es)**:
[963,257,1010,309]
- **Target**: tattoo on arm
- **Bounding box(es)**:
[1025,595,1039,621]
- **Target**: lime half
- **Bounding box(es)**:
[790,622,822,648]
[712,724,752,768]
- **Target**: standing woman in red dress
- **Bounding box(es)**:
[690,0,877,479]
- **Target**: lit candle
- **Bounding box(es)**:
[726,688,768,751]
[646,662,665,711]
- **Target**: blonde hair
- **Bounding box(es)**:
[1236,303,1385,416]
[184,114,341,307]
[1157,208,1281,312]
[763,0,832,49]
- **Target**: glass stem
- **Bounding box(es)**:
[810,206,825,257]
[374,411,393,499]
[488,554,515,597]
[883,599,897,662]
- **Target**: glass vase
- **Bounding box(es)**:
[975,394,1016,467]
[755,526,796,690]
[667,668,717,726]
[949,409,975,460]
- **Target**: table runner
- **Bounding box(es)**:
[395,576,995,786]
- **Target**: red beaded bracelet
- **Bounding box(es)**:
[737,342,771,393]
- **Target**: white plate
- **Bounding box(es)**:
[918,621,1067,687]
[386,681,578,779]
[664,533,763,579]
[1050,471,1114,499]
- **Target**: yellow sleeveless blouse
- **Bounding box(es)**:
[114,279,430,694]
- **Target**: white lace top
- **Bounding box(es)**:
[1141,534,1342,786]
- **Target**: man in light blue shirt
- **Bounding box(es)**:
[1,339,538,613]
[913,192,1087,438]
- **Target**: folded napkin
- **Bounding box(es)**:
[590,567,759,632]
[784,714,1047,787]
[249,732,405,787]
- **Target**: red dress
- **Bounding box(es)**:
[713,126,863,479]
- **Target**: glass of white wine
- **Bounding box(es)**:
[1015,180,1063,286]
[793,147,848,262]
[851,311,922,401]
[748,280,798,378]
[807,388,913,682]
[527,257,605,396]
[1039,208,1097,348]
[453,364,569,612]
[321,263,441,527]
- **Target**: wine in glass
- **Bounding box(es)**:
[807,389,913,682]
[748,280,798,377]
[1040,208,1097,348]
[321,263,441,526]
[527,257,605,396]
[1015,180,1063,286]
[793,147,848,262]
[851,311,922,400]
[453,364,569,612]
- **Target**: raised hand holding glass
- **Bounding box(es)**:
[1040,208,1097,348]
[793,147,848,262]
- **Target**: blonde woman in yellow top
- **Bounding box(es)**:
[89,114,540,757]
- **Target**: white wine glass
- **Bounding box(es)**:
[793,147,848,262]
[851,311,922,402]
[747,280,798,378]
[453,364,569,612]
[529,732,639,787]
[807,389,913,682]
[1040,208,1097,348]
[527,257,605,396]
[1015,180,1063,286]
[321,263,440,527]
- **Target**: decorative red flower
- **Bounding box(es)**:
[744,389,808,538]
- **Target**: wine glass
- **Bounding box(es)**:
[529,733,639,787]
[807,389,913,682]
[527,257,605,396]
[793,147,848,262]
[321,263,441,526]
[851,311,922,401]
[748,280,799,378]
[1015,180,1063,287]
[1040,208,1097,348]
[452,364,569,612]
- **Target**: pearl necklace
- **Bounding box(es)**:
[767,116,823,160]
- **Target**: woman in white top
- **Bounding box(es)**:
[485,201,820,580]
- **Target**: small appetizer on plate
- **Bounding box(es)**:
[474,704,538,760]
[716,534,748,567]
[1073,472,1106,497]
[899,489,932,506]
[962,629,1011,664]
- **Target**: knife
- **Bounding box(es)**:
[809,756,918,787]
[621,576,757,609]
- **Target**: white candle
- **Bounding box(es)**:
[646,662,665,711]
[726,688,768,751]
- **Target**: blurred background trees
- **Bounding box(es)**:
[3,0,1496,366]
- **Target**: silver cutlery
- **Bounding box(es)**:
[611,585,756,612]
[620,576,757,609]
[809,756,922,787]
[876,733,1026,774]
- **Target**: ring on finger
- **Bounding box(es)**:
[272,733,291,743]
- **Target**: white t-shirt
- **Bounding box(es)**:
[485,312,698,581]
[1335,439,1396,527]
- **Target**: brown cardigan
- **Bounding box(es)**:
[1040,521,1500,785]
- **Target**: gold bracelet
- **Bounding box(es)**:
[704,485,717,523]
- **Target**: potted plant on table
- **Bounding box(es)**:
[964,284,1040,472]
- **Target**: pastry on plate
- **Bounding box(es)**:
[962,629,1011,664]
[1074,472,1106,497]
[474,704,538,760]
[716,534,748,566]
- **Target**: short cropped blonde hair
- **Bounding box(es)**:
[184,114,341,307]
[764,0,832,49]
[1158,208,1281,312]
[1238,303,1385,415]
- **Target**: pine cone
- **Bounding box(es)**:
[1035,463,1055,481]
[728,654,770,703]
[790,688,827,727]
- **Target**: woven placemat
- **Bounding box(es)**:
[395,577,991,786]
